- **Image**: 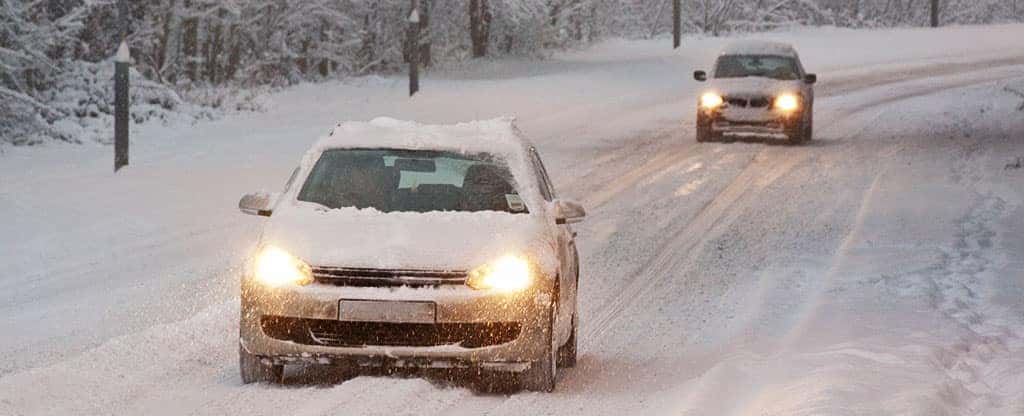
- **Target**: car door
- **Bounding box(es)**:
[528,148,578,338]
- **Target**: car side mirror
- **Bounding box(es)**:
[554,199,586,225]
[694,70,707,82]
[239,192,277,217]
[804,73,817,85]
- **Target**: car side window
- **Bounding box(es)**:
[529,148,556,201]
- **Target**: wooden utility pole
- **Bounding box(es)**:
[673,0,681,49]
[930,0,940,27]
[408,1,421,97]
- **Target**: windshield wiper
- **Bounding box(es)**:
[298,200,334,212]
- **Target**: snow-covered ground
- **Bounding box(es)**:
[2,24,1024,415]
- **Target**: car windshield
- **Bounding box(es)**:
[714,55,799,80]
[297,149,528,214]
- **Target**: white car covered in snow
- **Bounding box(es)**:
[693,40,817,144]
[236,117,585,392]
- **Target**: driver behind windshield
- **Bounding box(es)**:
[714,55,799,80]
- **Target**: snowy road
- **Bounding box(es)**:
[2,25,1024,415]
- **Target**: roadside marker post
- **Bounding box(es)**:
[114,0,130,172]
[114,42,130,172]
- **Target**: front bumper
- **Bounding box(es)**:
[701,106,803,137]
[239,276,553,371]
[714,120,789,137]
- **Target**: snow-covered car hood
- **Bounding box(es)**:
[708,77,804,97]
[258,202,558,274]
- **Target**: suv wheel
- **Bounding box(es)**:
[520,305,558,392]
[786,115,808,145]
[239,343,284,384]
[804,111,813,142]
[557,312,578,368]
[696,113,715,142]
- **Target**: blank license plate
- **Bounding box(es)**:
[338,300,436,323]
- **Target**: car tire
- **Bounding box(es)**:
[787,110,813,145]
[696,113,714,143]
[785,120,806,145]
[804,110,813,142]
[239,343,284,384]
[520,305,558,392]
[557,312,578,368]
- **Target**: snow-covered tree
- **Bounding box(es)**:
[3,0,1023,145]
[1,0,87,144]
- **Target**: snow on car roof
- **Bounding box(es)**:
[314,117,533,156]
[719,40,798,57]
[299,117,537,193]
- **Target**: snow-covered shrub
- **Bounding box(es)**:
[39,60,212,145]
[178,85,270,113]
[0,100,53,146]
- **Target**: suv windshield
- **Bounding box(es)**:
[297,149,527,214]
[714,55,799,80]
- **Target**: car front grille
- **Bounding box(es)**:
[749,97,770,108]
[726,97,748,107]
[311,267,468,288]
[725,96,771,108]
[260,315,521,348]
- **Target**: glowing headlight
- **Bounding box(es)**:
[466,255,532,292]
[774,94,800,112]
[700,92,724,109]
[254,246,313,287]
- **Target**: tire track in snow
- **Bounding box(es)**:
[706,77,1024,416]
[817,55,1024,99]
[580,144,811,345]
[924,194,1013,414]
[574,64,1011,356]
[872,130,1024,414]
[572,87,874,348]
[557,127,704,210]
[834,67,1024,118]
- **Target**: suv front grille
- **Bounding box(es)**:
[312,267,467,287]
[748,97,770,108]
[725,96,771,108]
[726,97,749,107]
[261,315,520,348]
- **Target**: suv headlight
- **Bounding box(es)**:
[467,255,533,292]
[774,93,800,112]
[254,246,313,287]
[700,92,724,109]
